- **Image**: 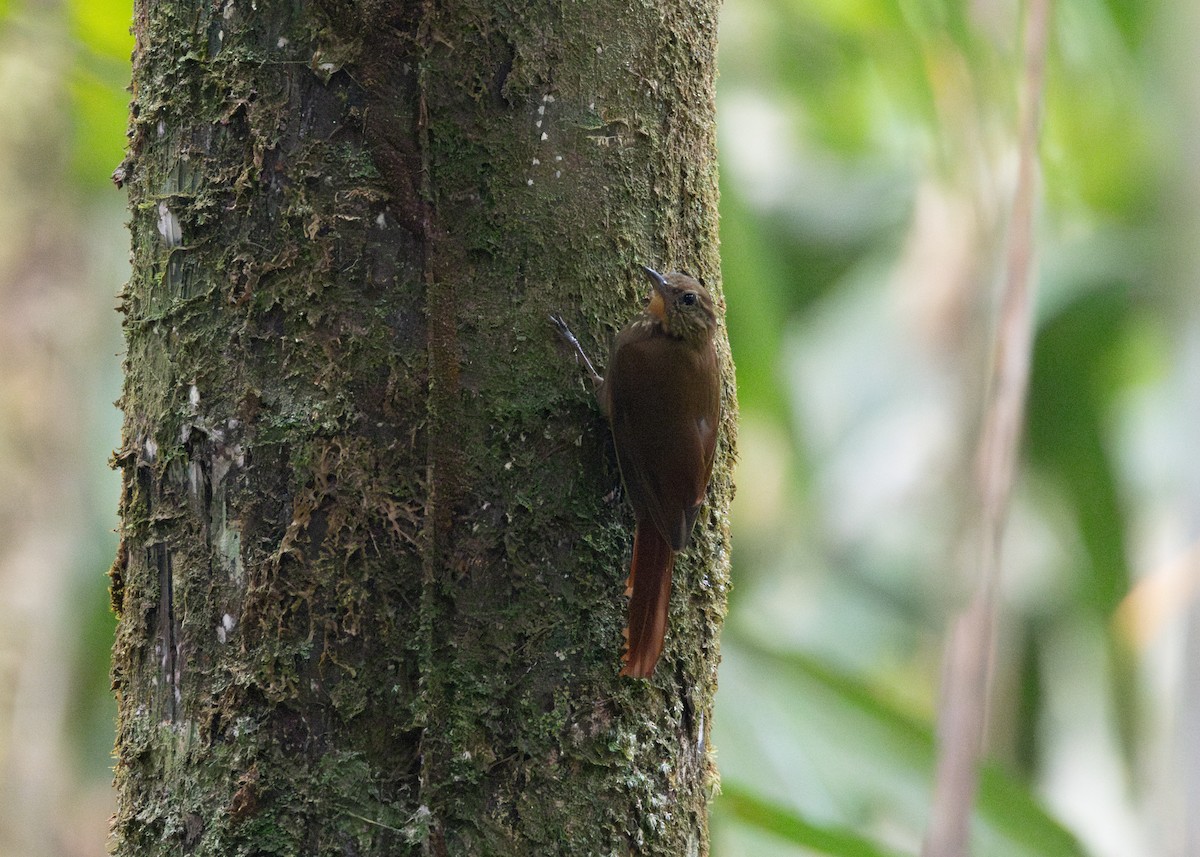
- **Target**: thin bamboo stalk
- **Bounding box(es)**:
[922,2,1052,855]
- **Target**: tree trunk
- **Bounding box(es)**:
[110,1,733,855]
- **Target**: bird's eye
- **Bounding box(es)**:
[681,292,697,306]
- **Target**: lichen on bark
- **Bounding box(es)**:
[111,1,734,855]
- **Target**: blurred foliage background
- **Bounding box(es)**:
[0,0,1195,856]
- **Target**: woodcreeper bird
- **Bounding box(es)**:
[553,266,722,677]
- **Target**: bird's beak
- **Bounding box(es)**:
[641,265,668,320]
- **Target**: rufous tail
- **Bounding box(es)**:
[620,523,674,678]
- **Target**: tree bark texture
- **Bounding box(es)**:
[110,1,733,855]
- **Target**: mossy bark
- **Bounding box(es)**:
[110,1,733,855]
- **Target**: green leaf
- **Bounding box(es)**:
[713,642,1089,857]
[717,783,913,857]
[69,0,133,61]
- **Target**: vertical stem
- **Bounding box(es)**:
[1164,0,1200,851]
[923,2,1051,855]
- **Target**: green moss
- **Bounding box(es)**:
[113,0,730,854]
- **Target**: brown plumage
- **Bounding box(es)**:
[554,267,722,677]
